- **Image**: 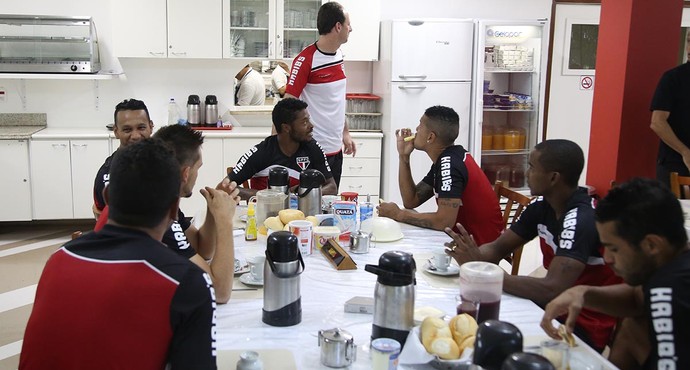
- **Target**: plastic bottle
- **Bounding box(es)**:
[245,203,257,241]
[360,194,374,224]
[167,98,184,125]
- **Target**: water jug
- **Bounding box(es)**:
[251,189,287,227]
[187,94,201,126]
[365,251,416,347]
[458,261,504,324]
[297,169,325,217]
[268,167,290,209]
[205,95,219,127]
[262,231,304,327]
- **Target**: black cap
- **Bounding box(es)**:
[364,251,416,286]
[269,167,289,187]
[205,95,218,104]
[299,169,325,188]
[187,95,200,104]
[266,231,300,262]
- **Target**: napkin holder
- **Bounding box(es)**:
[320,238,357,270]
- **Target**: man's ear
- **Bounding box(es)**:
[641,234,665,257]
[549,171,560,186]
[181,166,191,185]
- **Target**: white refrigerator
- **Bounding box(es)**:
[373,19,475,211]
[471,20,548,191]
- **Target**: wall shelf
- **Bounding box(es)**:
[0,72,123,80]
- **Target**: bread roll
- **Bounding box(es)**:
[458,335,475,354]
[279,209,305,224]
[428,337,461,360]
[421,317,452,350]
[449,314,478,347]
[558,325,576,347]
[263,216,284,231]
[306,216,319,227]
[258,225,268,236]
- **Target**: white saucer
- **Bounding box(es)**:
[423,263,460,276]
[239,214,248,222]
[239,273,264,287]
[234,265,249,276]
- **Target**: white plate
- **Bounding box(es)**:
[371,233,404,243]
[239,214,248,222]
[423,263,460,276]
[239,273,264,287]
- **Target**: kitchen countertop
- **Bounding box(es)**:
[0,125,47,139]
[29,126,383,140]
[0,113,47,139]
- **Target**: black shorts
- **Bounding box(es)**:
[326,151,343,189]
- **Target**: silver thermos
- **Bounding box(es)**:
[187,95,201,127]
[205,95,218,127]
[365,251,416,347]
[263,231,304,327]
[269,167,290,210]
[297,169,325,217]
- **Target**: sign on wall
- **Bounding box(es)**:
[579,75,595,90]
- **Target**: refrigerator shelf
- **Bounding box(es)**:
[483,107,536,112]
[484,69,536,74]
[482,149,530,156]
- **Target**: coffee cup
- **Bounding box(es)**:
[247,255,265,282]
[430,251,451,271]
[288,220,313,255]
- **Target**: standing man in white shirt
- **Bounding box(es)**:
[285,1,355,187]
[235,64,266,106]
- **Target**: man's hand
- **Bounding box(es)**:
[377,202,401,220]
[201,186,239,222]
[343,130,357,156]
[540,285,587,342]
[396,128,415,157]
[216,178,241,202]
[444,223,482,264]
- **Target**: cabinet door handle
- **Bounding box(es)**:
[269,41,273,58]
[51,143,68,149]
[398,85,427,90]
[149,51,165,56]
[72,143,88,149]
[349,166,363,171]
[398,75,427,79]
[171,51,187,56]
[347,185,363,191]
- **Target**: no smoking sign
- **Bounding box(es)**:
[579,76,595,90]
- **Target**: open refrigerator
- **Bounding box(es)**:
[471,20,549,191]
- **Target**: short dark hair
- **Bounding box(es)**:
[113,99,150,126]
[596,177,688,249]
[424,106,459,145]
[108,139,180,228]
[153,125,204,167]
[533,139,584,187]
[272,98,308,133]
[317,1,345,35]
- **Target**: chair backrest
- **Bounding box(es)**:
[227,166,250,189]
[494,181,533,276]
[670,172,690,199]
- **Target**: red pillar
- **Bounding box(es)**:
[586,0,683,195]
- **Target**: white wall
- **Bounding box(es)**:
[0,0,552,128]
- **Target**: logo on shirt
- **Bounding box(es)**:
[649,287,676,369]
[170,222,191,250]
[440,156,453,192]
[559,209,578,250]
[296,156,311,170]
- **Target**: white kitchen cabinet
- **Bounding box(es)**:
[180,138,226,215]
[223,137,262,168]
[30,139,109,220]
[0,140,32,221]
[222,0,379,61]
[112,0,222,58]
[341,136,381,197]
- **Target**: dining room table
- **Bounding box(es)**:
[214,219,619,369]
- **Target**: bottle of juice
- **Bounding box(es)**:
[482,126,494,151]
[504,128,521,152]
[245,203,257,241]
[492,127,505,150]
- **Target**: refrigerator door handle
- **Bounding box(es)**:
[397,85,427,90]
[398,75,427,79]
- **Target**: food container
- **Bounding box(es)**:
[504,129,522,152]
[346,93,381,113]
[318,328,356,368]
[313,226,341,250]
[347,113,382,131]
[481,126,494,151]
[492,127,505,150]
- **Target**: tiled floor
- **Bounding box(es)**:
[0,221,94,370]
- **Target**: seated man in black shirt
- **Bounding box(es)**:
[21,139,220,370]
[542,178,690,369]
[226,97,337,200]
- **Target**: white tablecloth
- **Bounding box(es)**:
[216,224,616,369]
